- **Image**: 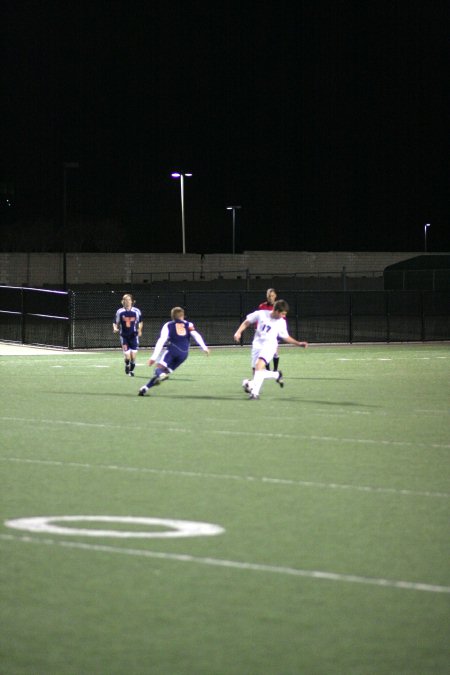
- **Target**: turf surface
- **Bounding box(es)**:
[1,343,449,674]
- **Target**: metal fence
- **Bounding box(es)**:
[1,285,449,349]
[0,286,71,347]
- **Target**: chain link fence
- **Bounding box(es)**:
[1,286,449,348]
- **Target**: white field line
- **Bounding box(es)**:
[1,415,449,449]
[1,350,448,363]
[336,355,449,361]
[210,429,450,449]
[0,532,448,595]
[1,456,449,499]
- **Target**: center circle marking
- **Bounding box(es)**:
[5,515,225,539]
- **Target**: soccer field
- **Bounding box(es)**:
[1,342,449,674]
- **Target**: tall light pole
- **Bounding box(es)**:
[171,172,192,254]
[62,162,79,289]
[424,223,430,253]
[226,205,241,254]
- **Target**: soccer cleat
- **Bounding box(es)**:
[248,393,259,400]
[276,371,284,388]
[128,371,135,377]
[138,386,148,396]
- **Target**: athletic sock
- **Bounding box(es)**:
[273,356,279,371]
[147,368,166,389]
[252,370,266,396]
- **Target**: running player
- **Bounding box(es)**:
[139,306,209,396]
[234,299,307,399]
[113,293,143,376]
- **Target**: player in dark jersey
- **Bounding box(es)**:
[113,293,143,376]
[138,306,209,396]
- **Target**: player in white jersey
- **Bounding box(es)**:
[233,299,308,399]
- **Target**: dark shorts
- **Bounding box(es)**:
[120,335,139,351]
[159,347,188,372]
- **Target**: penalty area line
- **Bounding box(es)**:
[1,533,449,595]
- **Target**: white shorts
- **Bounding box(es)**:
[251,343,277,369]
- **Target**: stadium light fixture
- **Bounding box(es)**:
[424,223,430,253]
[171,172,192,254]
[226,205,242,254]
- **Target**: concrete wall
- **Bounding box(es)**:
[0,251,446,288]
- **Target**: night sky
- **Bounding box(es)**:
[1,0,449,253]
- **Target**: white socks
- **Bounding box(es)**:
[251,369,279,396]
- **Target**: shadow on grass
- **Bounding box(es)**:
[283,376,356,381]
[137,393,379,407]
[42,389,378,407]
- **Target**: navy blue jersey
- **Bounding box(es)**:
[150,316,208,373]
[115,307,142,337]
[150,318,199,373]
[166,319,194,354]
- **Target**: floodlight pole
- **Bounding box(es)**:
[226,205,242,254]
[171,172,192,254]
[424,223,430,253]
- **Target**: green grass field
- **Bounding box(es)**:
[1,342,449,674]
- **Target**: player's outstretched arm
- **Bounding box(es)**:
[148,323,169,365]
[283,336,308,348]
[191,330,209,355]
[234,319,250,343]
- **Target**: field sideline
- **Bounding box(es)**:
[1,342,449,674]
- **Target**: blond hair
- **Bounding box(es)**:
[171,306,185,320]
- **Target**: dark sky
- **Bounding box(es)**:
[1,0,449,253]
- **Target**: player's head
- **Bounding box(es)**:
[266,288,277,304]
[171,306,185,320]
[273,299,289,316]
[121,294,134,308]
